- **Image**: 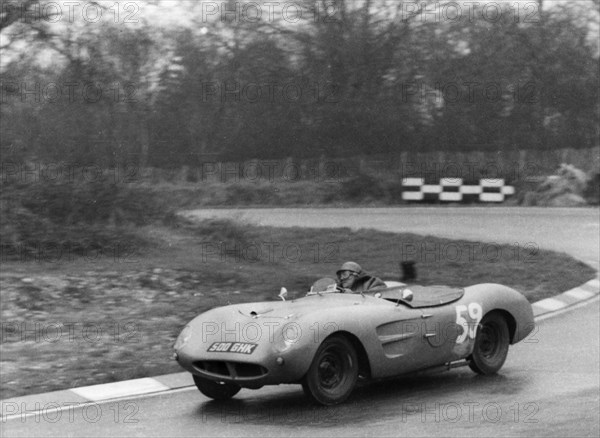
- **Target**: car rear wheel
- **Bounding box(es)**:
[193,375,241,400]
[302,335,358,405]
[468,312,510,375]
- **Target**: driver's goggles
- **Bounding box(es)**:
[337,271,355,280]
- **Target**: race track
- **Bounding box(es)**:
[3,207,599,437]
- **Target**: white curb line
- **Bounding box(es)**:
[531,278,600,317]
[70,378,170,402]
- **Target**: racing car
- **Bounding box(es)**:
[173,278,534,405]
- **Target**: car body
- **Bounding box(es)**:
[174,278,535,405]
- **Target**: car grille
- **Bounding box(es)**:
[193,361,268,379]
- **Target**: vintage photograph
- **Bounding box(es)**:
[1,0,598,436]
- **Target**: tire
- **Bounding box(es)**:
[193,375,241,400]
[468,312,510,375]
[302,335,359,405]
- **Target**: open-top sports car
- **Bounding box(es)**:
[173,278,534,405]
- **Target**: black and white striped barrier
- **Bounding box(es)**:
[402,178,515,202]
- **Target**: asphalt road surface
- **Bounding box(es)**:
[3,207,599,437]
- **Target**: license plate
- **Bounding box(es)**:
[207,342,257,354]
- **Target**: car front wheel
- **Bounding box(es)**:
[468,312,510,375]
[193,375,241,400]
[302,335,358,405]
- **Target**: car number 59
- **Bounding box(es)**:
[455,303,483,343]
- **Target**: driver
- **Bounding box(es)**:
[336,261,386,293]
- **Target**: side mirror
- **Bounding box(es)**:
[278,287,288,301]
[401,288,413,302]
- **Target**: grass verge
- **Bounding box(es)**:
[0,217,596,399]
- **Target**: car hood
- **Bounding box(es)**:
[178,293,387,352]
[193,293,383,325]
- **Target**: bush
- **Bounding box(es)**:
[522,163,590,206]
[339,173,386,202]
[225,183,282,205]
[0,178,164,259]
[583,172,600,205]
[380,177,406,204]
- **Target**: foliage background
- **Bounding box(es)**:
[1,0,598,167]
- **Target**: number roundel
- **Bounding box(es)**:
[455,303,483,344]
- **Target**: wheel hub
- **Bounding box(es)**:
[479,325,499,359]
[318,354,343,389]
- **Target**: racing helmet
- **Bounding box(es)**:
[336,261,362,276]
